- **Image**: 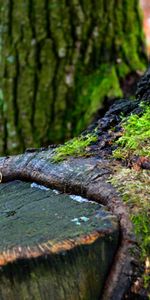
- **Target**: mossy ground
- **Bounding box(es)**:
[113,103,150,159]
[108,167,150,293]
[109,103,150,294]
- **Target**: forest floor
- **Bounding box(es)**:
[85,100,150,299]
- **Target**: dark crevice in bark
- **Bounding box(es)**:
[110,0,116,62]
[1,65,8,154]
[31,70,38,133]
[30,43,41,133]
[7,0,13,41]
[49,59,59,129]
[98,5,108,64]
[102,0,107,13]
[65,0,77,48]
[121,1,127,37]
[65,1,77,41]
[12,49,25,151]
[27,0,43,137]
[82,27,94,69]
[19,24,24,44]
[27,0,36,39]
[44,0,51,39]
[83,3,97,68]
[78,0,86,17]
[3,117,8,155]
[46,8,61,137]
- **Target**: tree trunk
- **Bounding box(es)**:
[0,0,147,154]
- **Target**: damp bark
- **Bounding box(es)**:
[0,0,147,154]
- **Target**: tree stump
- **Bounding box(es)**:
[0,180,119,300]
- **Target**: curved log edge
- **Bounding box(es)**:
[0,153,136,300]
[0,181,120,300]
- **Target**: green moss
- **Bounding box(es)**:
[113,104,150,159]
[116,0,146,73]
[111,103,150,291]
[51,133,97,162]
[74,64,123,135]
[116,62,130,79]
[108,168,150,289]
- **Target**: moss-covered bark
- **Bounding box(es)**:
[0,0,147,154]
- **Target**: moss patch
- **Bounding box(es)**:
[113,103,150,159]
[51,133,97,162]
[110,103,150,292]
[73,64,123,134]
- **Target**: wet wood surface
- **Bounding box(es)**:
[0,181,119,300]
[0,151,135,300]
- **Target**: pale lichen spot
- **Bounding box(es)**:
[58,48,66,58]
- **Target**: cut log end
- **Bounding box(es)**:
[0,180,119,300]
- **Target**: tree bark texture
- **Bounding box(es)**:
[0,0,147,154]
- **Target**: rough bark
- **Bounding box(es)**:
[0,0,147,154]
